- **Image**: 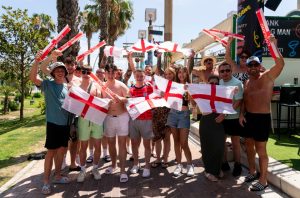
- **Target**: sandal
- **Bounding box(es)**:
[250,182,268,191]
[120,173,128,183]
[103,155,111,163]
[105,166,118,174]
[161,162,169,169]
[204,172,218,182]
[86,155,93,163]
[69,166,81,172]
[41,183,51,195]
[151,161,161,168]
[244,172,260,183]
[53,176,70,184]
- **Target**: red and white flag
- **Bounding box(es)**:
[57,32,84,52]
[208,29,245,40]
[187,84,236,114]
[203,29,228,46]
[104,46,124,58]
[76,40,106,62]
[62,86,110,125]
[157,41,192,56]
[128,39,156,53]
[126,93,169,120]
[154,75,184,111]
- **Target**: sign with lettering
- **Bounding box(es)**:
[237,0,264,60]
[123,52,145,58]
[262,16,300,58]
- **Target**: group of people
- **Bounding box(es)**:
[30,35,284,195]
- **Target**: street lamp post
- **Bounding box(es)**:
[145,8,157,67]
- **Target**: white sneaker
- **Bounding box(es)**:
[130,165,140,174]
[173,164,183,176]
[77,170,86,182]
[92,168,101,180]
[142,168,150,178]
[186,164,195,177]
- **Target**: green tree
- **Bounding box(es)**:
[57,0,80,60]
[0,6,55,120]
[78,9,99,65]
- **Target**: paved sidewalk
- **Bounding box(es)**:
[0,136,286,198]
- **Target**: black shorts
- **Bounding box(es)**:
[45,122,70,150]
[223,119,244,136]
[243,112,271,142]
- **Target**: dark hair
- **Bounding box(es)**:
[239,49,251,58]
[81,64,92,71]
[175,66,191,84]
[64,56,75,65]
[105,63,118,72]
[75,66,81,71]
[134,68,144,74]
[218,61,231,70]
[208,75,219,83]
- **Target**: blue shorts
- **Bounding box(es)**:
[166,109,190,129]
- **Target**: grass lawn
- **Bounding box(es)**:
[0,96,46,187]
[267,132,300,171]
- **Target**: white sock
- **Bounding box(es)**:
[89,149,93,157]
[103,149,108,157]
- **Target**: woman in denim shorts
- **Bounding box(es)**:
[166,66,194,177]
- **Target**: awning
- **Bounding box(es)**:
[172,15,234,62]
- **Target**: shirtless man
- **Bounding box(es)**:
[40,51,81,172]
[239,37,284,191]
[77,65,103,182]
[102,63,130,183]
[192,56,218,83]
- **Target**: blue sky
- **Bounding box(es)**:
[0,0,298,69]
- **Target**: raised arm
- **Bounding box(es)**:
[224,37,239,73]
[99,54,107,69]
[266,36,285,80]
[123,52,134,85]
[186,50,195,75]
[40,50,63,76]
[154,51,164,76]
[30,52,43,86]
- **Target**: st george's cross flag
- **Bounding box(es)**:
[128,39,156,53]
[157,41,192,57]
[126,93,170,120]
[104,46,124,58]
[187,84,236,114]
[62,86,110,125]
[154,75,184,111]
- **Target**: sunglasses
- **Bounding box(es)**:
[219,69,231,74]
[247,62,260,68]
[82,70,91,75]
[239,55,248,59]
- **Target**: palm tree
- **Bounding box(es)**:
[79,10,99,65]
[57,0,80,59]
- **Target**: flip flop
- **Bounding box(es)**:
[120,173,128,183]
[151,161,161,168]
[244,172,260,183]
[103,155,111,162]
[53,176,70,184]
[250,182,268,191]
[41,184,51,195]
[105,166,118,174]
[204,172,218,182]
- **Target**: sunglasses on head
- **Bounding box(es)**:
[247,62,260,68]
[82,70,91,75]
[219,69,231,74]
[239,55,248,59]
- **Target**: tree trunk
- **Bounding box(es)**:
[87,35,91,66]
[99,0,108,68]
[3,95,9,114]
[57,0,80,60]
[20,62,24,120]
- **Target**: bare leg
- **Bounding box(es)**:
[54,147,66,179]
[131,137,141,166]
[231,136,241,163]
[43,149,56,184]
[92,138,101,166]
[245,138,256,174]
[79,141,88,167]
[69,140,78,168]
[118,136,127,173]
[179,128,192,164]
[155,139,162,162]
[107,137,117,168]
[163,129,171,163]
[88,138,94,158]
[102,136,109,157]
[171,128,181,164]
[143,139,151,169]
[255,141,268,185]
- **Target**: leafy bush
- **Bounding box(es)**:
[9,100,19,111]
[38,101,45,115]
[14,93,21,102]
[33,92,42,98]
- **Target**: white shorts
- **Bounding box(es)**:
[104,112,129,137]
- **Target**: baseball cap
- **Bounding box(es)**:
[246,56,261,65]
